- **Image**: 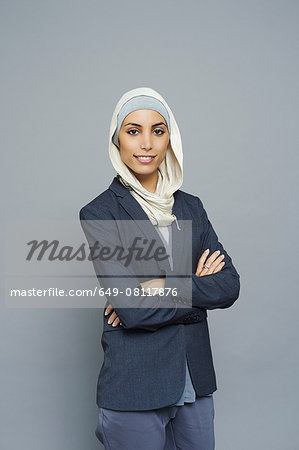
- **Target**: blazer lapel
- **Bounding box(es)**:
[108,177,189,274]
[170,192,192,275]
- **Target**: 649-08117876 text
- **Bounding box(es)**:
[9,286,178,297]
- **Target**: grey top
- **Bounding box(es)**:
[156,224,196,405]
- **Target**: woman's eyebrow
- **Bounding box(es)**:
[123,122,167,128]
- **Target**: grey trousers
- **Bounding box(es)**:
[95,395,215,450]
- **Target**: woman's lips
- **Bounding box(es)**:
[134,155,156,164]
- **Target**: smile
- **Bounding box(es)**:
[134,155,156,164]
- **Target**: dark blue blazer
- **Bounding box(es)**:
[79,176,240,411]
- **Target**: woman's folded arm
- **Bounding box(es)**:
[79,205,207,331]
[165,197,240,310]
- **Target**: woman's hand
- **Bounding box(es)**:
[140,277,166,294]
[105,304,122,327]
[195,249,225,277]
[104,278,166,327]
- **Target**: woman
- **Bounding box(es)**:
[80,87,240,449]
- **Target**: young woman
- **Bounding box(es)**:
[80,87,240,449]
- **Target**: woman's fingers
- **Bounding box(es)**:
[108,311,121,327]
[140,278,165,295]
[111,315,121,327]
[140,279,153,293]
[213,261,225,273]
[105,304,114,316]
[105,304,122,327]
[205,251,225,275]
[195,249,225,277]
[195,249,210,276]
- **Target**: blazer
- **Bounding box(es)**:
[79,176,240,411]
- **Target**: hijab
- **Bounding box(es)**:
[108,87,183,230]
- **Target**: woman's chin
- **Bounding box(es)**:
[129,166,158,177]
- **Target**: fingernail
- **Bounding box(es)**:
[205,249,210,252]
[216,250,220,254]
[104,311,107,315]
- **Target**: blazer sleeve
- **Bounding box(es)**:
[165,196,240,310]
[79,205,207,332]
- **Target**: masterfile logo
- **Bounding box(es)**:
[4,219,193,308]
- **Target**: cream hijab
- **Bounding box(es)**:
[108,87,183,229]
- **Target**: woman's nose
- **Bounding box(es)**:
[140,133,152,149]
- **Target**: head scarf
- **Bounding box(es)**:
[108,87,183,229]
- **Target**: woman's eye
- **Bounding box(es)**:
[127,129,165,136]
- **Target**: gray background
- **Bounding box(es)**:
[1,0,298,449]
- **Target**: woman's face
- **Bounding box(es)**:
[118,109,169,181]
